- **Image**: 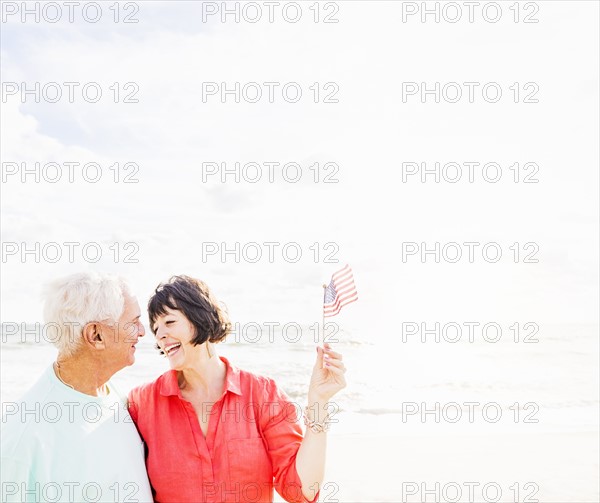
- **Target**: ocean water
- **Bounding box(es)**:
[1,323,598,436]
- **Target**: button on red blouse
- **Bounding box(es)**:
[128,356,320,503]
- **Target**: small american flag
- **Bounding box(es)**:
[323,264,358,317]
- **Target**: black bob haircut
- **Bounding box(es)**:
[148,275,231,346]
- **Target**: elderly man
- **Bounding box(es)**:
[1,272,153,503]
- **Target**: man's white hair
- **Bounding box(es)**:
[42,272,131,357]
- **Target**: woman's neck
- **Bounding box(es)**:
[177,344,226,396]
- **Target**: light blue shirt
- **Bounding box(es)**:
[1,365,153,503]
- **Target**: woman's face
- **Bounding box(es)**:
[152,307,201,369]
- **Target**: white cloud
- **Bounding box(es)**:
[1,1,598,327]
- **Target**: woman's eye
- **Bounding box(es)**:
[166,320,174,325]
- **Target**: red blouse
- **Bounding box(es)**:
[128,356,320,503]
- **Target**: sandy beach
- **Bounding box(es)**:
[3,332,599,503]
[278,431,600,503]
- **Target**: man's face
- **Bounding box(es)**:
[101,294,145,370]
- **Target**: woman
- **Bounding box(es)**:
[128,275,347,503]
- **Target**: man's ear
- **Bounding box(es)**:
[82,322,104,348]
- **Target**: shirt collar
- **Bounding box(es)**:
[159,355,242,397]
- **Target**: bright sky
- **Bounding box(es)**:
[1,1,598,338]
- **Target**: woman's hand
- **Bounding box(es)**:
[307,342,347,403]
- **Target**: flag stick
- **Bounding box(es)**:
[322,283,327,368]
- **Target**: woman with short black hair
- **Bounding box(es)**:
[128,275,347,503]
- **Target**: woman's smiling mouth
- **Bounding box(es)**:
[164,343,181,356]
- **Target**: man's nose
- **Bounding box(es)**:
[138,322,146,337]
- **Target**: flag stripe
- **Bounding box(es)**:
[324,295,358,317]
[335,274,354,286]
[324,293,358,315]
[324,287,358,307]
[322,264,358,317]
[332,268,352,283]
[324,278,357,300]
[323,284,356,307]
[330,277,355,292]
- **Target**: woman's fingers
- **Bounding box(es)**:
[324,348,343,361]
[322,342,343,359]
[323,356,346,372]
[325,365,346,381]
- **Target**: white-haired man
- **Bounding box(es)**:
[1,272,153,503]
